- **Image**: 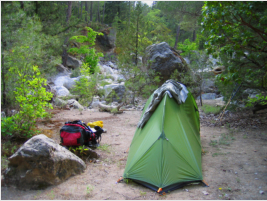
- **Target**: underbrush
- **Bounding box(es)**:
[201,104,223,115]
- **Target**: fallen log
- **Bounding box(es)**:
[98,102,124,114]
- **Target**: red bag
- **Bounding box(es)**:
[60,120,92,146]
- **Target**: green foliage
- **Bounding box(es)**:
[2,65,53,139]
[69,28,104,105]
[1,2,61,107]
[178,39,198,57]
[1,156,9,171]
[70,63,101,106]
[69,145,89,157]
[98,144,110,153]
[115,3,161,103]
[1,141,18,157]
[1,117,17,137]
[201,104,223,115]
[145,9,172,44]
[202,1,267,105]
[85,185,94,197]
[246,93,267,107]
[68,27,104,74]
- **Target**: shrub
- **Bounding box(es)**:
[1,65,53,139]
[201,104,222,115]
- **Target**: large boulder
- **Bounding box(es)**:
[54,75,80,90]
[3,134,86,189]
[54,98,68,107]
[104,83,126,103]
[52,86,70,97]
[56,64,70,74]
[201,79,216,93]
[67,99,84,110]
[67,55,82,69]
[96,28,116,51]
[142,42,191,82]
[197,93,216,100]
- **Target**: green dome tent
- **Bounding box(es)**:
[123,80,207,194]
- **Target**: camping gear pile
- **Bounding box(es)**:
[60,120,104,147]
[122,79,207,194]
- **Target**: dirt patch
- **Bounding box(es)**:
[1,105,267,200]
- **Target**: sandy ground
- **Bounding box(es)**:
[1,101,267,200]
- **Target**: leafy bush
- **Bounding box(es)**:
[1,65,53,139]
[178,39,198,57]
[68,27,103,74]
[201,104,222,115]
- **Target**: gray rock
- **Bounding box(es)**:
[54,98,67,107]
[56,64,70,74]
[91,96,100,108]
[96,28,116,51]
[107,61,117,69]
[3,134,86,189]
[2,111,6,118]
[67,99,84,110]
[66,55,82,69]
[243,88,261,99]
[201,79,216,93]
[54,76,79,90]
[215,97,224,101]
[11,110,18,116]
[104,83,126,103]
[52,86,70,97]
[142,42,190,82]
[101,65,114,75]
[63,77,80,90]
[197,93,216,100]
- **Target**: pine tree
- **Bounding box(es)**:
[115,2,159,103]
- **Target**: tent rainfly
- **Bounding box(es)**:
[123,80,208,194]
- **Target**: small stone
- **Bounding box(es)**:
[202,191,209,195]
[259,190,264,194]
[255,178,258,180]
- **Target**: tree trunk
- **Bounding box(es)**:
[80,1,83,20]
[135,14,139,65]
[174,25,180,50]
[102,1,105,23]
[97,2,100,22]
[85,1,88,22]
[118,2,121,18]
[62,2,72,66]
[1,53,6,107]
[20,1,24,10]
[35,1,38,14]
[128,1,131,24]
[90,2,93,22]
[66,1,72,24]
[192,29,196,42]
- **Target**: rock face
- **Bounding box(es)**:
[104,83,126,103]
[197,93,216,100]
[201,79,216,93]
[96,28,116,51]
[56,64,70,74]
[53,85,70,97]
[142,42,190,82]
[67,99,84,110]
[3,134,86,189]
[67,55,82,69]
